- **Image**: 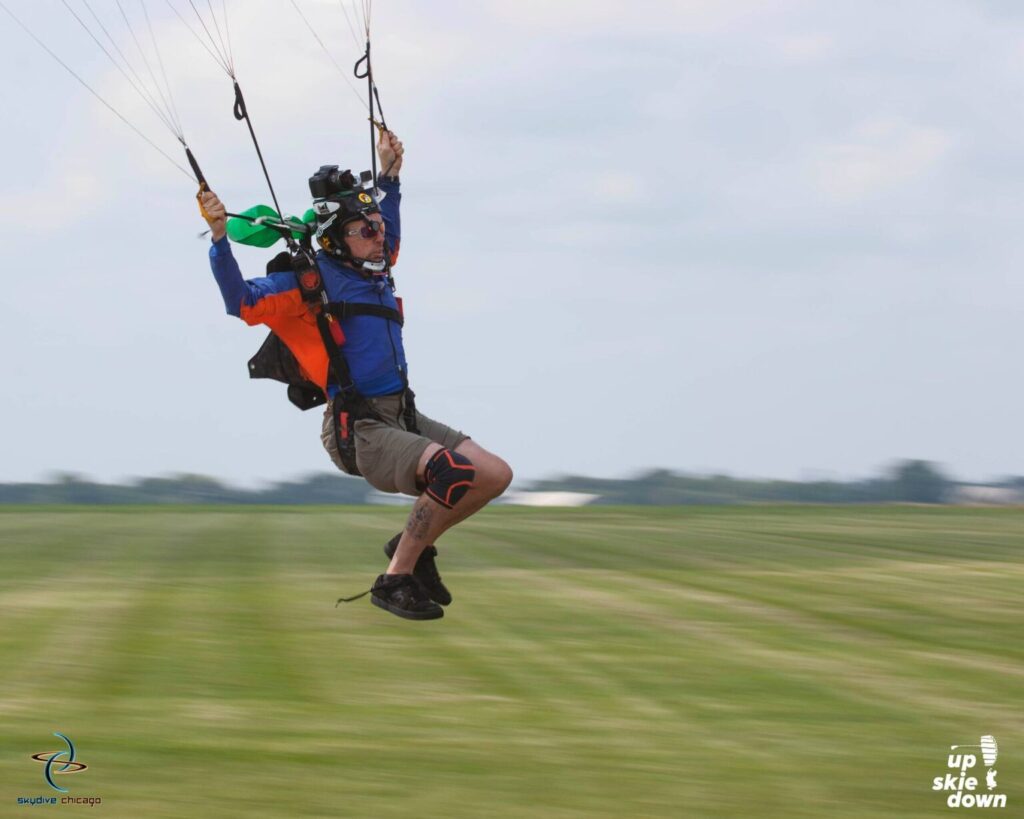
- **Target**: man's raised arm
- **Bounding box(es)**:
[198,189,302,323]
[376,131,404,265]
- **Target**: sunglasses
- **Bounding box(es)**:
[343,219,385,239]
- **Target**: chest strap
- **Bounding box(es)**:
[323,302,404,325]
[292,255,417,433]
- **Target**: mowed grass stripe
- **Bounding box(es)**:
[0,513,247,802]
[532,567,1001,728]
[457,570,707,721]
[680,563,1024,663]
[633,563,1024,667]
[0,513,230,713]
[215,519,316,705]
[439,578,665,723]
[677,584,1016,734]
[84,515,249,711]
[362,605,701,817]
[1,506,1021,818]
[0,584,138,720]
[627,560,1017,646]
[433,571,867,817]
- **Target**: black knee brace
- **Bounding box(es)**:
[424,448,476,508]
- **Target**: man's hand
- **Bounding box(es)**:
[199,189,227,242]
[378,130,404,178]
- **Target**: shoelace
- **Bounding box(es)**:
[336,587,373,606]
[335,574,414,607]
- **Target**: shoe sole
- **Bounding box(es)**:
[371,594,444,621]
[384,536,453,607]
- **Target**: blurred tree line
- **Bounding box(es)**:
[0,460,1019,505]
[528,460,961,505]
[0,472,369,505]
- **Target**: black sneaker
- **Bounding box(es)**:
[369,573,443,621]
[385,533,453,606]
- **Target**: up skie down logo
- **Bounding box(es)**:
[30,733,88,792]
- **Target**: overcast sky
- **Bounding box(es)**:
[1,0,1022,487]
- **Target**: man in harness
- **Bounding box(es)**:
[198,132,513,621]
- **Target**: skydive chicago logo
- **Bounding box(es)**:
[32,733,87,792]
[932,735,1007,809]
[16,733,100,807]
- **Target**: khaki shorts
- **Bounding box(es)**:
[321,392,468,496]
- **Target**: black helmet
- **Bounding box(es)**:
[308,166,383,266]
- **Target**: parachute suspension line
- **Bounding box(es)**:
[59,0,180,140]
[293,0,392,187]
[62,0,201,194]
[139,0,186,142]
[353,38,378,185]
[287,0,369,113]
[337,0,362,49]
[73,0,181,139]
[95,0,203,201]
[185,0,234,74]
[351,0,389,185]
[221,0,234,77]
[115,0,183,139]
[370,70,387,134]
[202,0,232,76]
[166,0,285,222]
[0,0,193,181]
[362,0,372,38]
[165,0,230,75]
[231,81,286,229]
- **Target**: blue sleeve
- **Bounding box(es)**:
[209,236,247,317]
[208,237,300,320]
[378,178,401,259]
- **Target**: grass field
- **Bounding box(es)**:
[0,505,1021,817]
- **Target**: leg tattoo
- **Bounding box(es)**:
[406,497,434,541]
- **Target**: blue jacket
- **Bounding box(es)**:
[208,178,408,397]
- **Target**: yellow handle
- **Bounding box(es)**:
[196,181,211,221]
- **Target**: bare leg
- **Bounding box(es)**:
[387,494,445,574]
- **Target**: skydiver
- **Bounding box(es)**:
[198,131,512,620]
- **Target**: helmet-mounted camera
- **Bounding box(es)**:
[308,166,373,201]
[308,165,386,272]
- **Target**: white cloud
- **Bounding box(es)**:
[810,119,954,203]
[483,0,799,34]
[777,33,834,63]
[589,171,645,204]
[0,171,102,229]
